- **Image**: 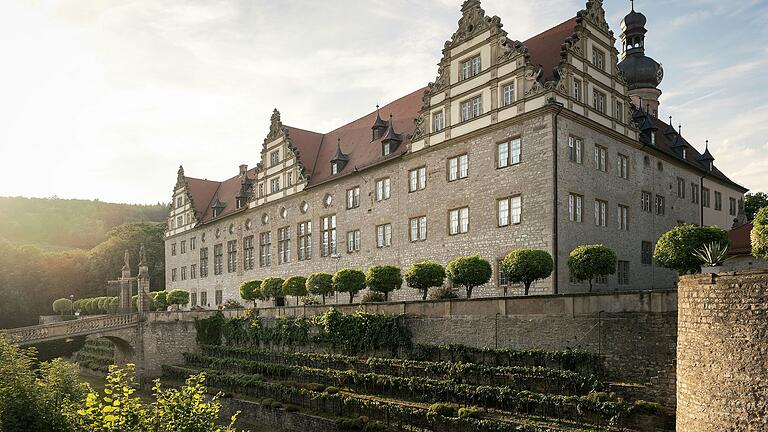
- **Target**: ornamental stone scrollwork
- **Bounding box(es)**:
[450,0,504,47]
[409,113,427,142]
[264,108,286,144]
[578,0,610,33]
[497,38,529,64]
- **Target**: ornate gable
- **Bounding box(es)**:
[259,109,310,182]
[578,0,611,34]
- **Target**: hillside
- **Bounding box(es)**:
[0,196,168,250]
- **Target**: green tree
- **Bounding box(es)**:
[745,192,768,220]
[151,291,168,311]
[333,269,366,304]
[446,255,492,298]
[260,277,285,305]
[306,272,334,304]
[365,265,403,301]
[502,249,554,295]
[568,245,617,291]
[52,298,73,315]
[166,289,190,309]
[654,224,729,275]
[238,280,262,307]
[282,276,308,306]
[751,207,768,259]
[404,261,445,300]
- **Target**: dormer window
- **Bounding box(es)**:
[383,142,391,156]
[236,197,246,209]
[331,162,339,175]
[211,199,225,218]
[682,148,687,159]
[650,132,656,145]
[461,54,481,80]
[330,138,350,174]
[380,115,403,155]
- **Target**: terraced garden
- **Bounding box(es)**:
[162,310,666,431]
[74,339,114,373]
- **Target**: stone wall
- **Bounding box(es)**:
[677,271,768,431]
[220,398,337,432]
[140,319,199,378]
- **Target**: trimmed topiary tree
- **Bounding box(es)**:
[260,277,285,306]
[283,276,308,306]
[404,261,446,300]
[751,207,768,260]
[446,255,492,298]
[365,265,403,302]
[501,249,554,296]
[152,291,168,311]
[167,289,190,309]
[52,298,73,316]
[654,224,729,275]
[239,279,263,307]
[568,245,617,292]
[333,268,366,304]
[306,272,334,304]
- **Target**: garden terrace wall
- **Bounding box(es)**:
[219,398,337,432]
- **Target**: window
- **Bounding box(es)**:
[502,82,515,106]
[573,78,582,102]
[347,230,361,253]
[331,162,340,175]
[461,54,481,80]
[409,167,426,192]
[691,183,700,204]
[460,96,483,122]
[376,223,392,248]
[497,138,521,168]
[615,101,624,122]
[617,154,629,179]
[190,263,197,279]
[641,241,653,266]
[714,191,722,211]
[171,243,177,256]
[270,178,280,193]
[297,221,312,261]
[181,266,187,281]
[729,197,737,216]
[677,178,686,199]
[270,150,279,166]
[594,199,607,227]
[278,227,291,264]
[641,191,651,212]
[498,260,508,288]
[200,291,207,307]
[593,90,606,114]
[286,172,293,187]
[592,48,606,70]
[227,240,237,273]
[568,136,583,164]
[258,183,264,198]
[655,195,665,216]
[243,236,254,270]
[449,207,469,235]
[617,205,629,231]
[176,196,183,208]
[177,216,183,228]
[498,196,522,226]
[702,188,711,208]
[432,111,444,132]
[595,274,608,285]
[346,186,360,209]
[213,244,223,275]
[190,237,196,250]
[617,261,630,285]
[190,292,197,307]
[321,215,337,257]
[594,145,607,172]
[409,216,427,242]
[383,142,392,156]
[448,154,468,181]
[375,178,391,201]
[199,248,208,278]
[180,240,186,254]
[569,193,583,222]
[259,232,271,267]
[215,290,223,306]
[171,268,177,282]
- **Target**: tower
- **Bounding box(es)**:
[617,2,664,117]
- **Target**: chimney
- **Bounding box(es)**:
[239,164,248,176]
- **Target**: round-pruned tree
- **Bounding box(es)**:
[501,249,554,296]
[97,297,111,313]
[52,298,73,315]
[107,297,119,313]
[365,265,403,301]
[404,261,446,300]
[568,245,617,292]
[152,291,168,311]
[239,279,263,307]
[166,289,190,309]
[751,207,768,260]
[446,255,492,298]
[654,224,729,275]
[260,277,285,306]
[333,268,366,304]
[283,276,308,306]
[306,272,334,304]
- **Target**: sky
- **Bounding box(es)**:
[0,0,767,204]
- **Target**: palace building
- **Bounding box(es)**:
[164,0,747,308]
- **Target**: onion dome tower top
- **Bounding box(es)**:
[617,1,664,116]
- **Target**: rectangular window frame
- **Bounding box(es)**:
[409,216,427,242]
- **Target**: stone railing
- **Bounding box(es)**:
[2,314,140,345]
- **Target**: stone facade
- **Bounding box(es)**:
[677,271,768,431]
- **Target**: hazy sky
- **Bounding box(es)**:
[1,0,766,204]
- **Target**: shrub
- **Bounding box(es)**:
[166,289,190,308]
[404,261,446,300]
[152,291,168,311]
[446,255,492,298]
[428,287,459,300]
[501,249,554,295]
[107,297,119,314]
[333,269,366,304]
[428,402,457,417]
[457,406,482,419]
[223,299,243,309]
[306,272,334,304]
[260,277,285,304]
[752,207,768,259]
[360,291,385,303]
[324,386,339,395]
[239,280,262,307]
[97,297,111,313]
[282,276,308,306]
[52,298,73,315]
[365,265,402,301]
[654,224,728,274]
[301,296,320,306]
[568,245,617,291]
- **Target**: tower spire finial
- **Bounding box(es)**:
[631,0,635,12]
[678,124,682,135]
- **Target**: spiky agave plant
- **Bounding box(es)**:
[692,242,730,267]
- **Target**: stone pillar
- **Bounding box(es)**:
[677,271,768,431]
[137,245,152,314]
[120,251,132,313]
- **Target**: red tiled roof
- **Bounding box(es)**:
[728,223,753,255]
[524,18,578,82]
